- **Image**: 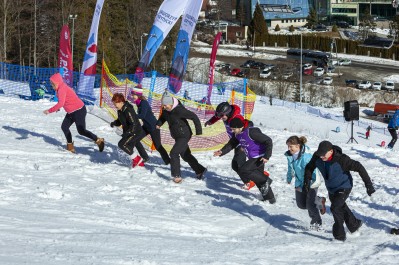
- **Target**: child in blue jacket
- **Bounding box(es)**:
[285,136,326,230]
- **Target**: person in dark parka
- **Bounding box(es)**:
[387,109,399,149]
[214,118,276,204]
[110,93,148,167]
[131,87,170,165]
[304,141,376,241]
[156,92,206,183]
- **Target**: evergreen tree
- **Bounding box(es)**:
[305,8,318,29]
[332,24,338,32]
[249,3,268,46]
[359,7,376,41]
[274,24,280,32]
[289,25,295,32]
[389,15,399,42]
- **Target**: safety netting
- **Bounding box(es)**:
[101,60,256,152]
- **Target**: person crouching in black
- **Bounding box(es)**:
[110,93,148,168]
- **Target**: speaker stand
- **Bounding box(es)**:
[347,120,358,144]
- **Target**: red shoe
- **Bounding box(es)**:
[132,155,143,168]
[242,181,256,190]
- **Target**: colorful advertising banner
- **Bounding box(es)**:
[76,0,104,99]
[58,25,73,87]
[168,0,203,94]
[207,32,222,103]
[135,0,189,85]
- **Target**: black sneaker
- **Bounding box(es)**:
[268,197,276,204]
[259,178,273,199]
[391,228,399,235]
[196,168,207,180]
[351,220,363,233]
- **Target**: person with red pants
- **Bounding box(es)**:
[214,118,276,204]
[110,93,148,168]
[130,87,170,165]
[43,73,104,153]
[205,102,261,190]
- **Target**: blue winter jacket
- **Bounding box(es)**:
[285,145,316,189]
[388,109,399,129]
[305,145,372,194]
[136,99,157,133]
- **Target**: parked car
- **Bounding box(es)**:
[358,81,372,89]
[336,21,351,28]
[326,65,336,73]
[303,68,313,75]
[322,77,333,85]
[237,69,249,78]
[282,71,293,80]
[385,80,395,91]
[251,62,265,69]
[345,79,357,87]
[372,82,382,90]
[240,60,255,68]
[230,68,241,76]
[338,59,351,66]
[259,69,272,79]
[302,63,312,70]
[313,67,325,77]
[314,24,327,31]
[262,64,275,71]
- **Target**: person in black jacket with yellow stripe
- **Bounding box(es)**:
[110,93,148,168]
[304,141,375,241]
[156,92,206,183]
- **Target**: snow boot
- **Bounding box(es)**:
[196,168,207,180]
[66,142,75,153]
[259,178,274,201]
[132,155,143,168]
[173,176,183,184]
[95,138,105,152]
[390,228,399,235]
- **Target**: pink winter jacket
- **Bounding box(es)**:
[48,73,84,114]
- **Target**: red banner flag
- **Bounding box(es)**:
[207,32,222,104]
[58,24,73,87]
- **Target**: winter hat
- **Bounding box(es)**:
[161,92,174,106]
[131,86,143,96]
[229,117,244,129]
[314,140,333,157]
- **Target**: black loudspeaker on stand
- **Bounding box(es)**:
[344,100,359,144]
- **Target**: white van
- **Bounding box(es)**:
[385,80,395,91]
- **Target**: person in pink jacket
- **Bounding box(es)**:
[43,73,104,153]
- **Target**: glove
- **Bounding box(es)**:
[303,177,310,193]
[110,122,115,128]
[204,121,211,127]
[395,126,398,130]
[366,185,376,196]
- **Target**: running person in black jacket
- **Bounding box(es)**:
[156,92,206,183]
[131,87,170,165]
[110,93,148,168]
[304,141,376,241]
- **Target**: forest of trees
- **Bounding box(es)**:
[0,0,184,74]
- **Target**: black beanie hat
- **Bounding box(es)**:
[229,117,244,128]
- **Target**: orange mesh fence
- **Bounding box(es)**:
[100,60,256,152]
